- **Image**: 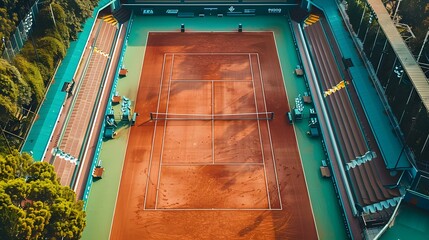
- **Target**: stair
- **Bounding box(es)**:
[102,14,118,27]
[113,7,131,24]
[304,14,320,26]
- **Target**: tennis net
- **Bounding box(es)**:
[150,112,274,121]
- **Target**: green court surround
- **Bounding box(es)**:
[82,15,347,240]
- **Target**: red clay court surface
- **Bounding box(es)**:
[110,32,317,239]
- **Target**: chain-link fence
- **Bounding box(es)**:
[1,0,43,62]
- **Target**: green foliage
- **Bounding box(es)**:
[35,5,57,32]
[0,150,32,180]
[28,180,58,203]
[0,0,101,156]
[0,58,31,120]
[54,0,99,40]
[3,178,27,204]
[37,36,66,65]
[0,189,25,239]
[0,0,32,21]
[46,3,70,46]
[19,40,38,63]
[398,0,429,54]
[14,55,45,105]
[0,156,14,180]
[45,196,86,239]
[54,22,71,48]
[0,59,20,102]
[0,93,17,120]
[24,201,52,239]
[37,47,56,78]
[0,152,86,239]
[51,3,67,23]
[27,161,59,184]
[34,3,69,45]
[0,7,17,41]
[18,40,53,80]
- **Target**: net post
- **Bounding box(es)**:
[150,112,154,121]
[270,112,274,120]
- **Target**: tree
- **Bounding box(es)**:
[27,161,59,184]
[0,59,20,119]
[23,201,52,239]
[3,178,27,205]
[394,0,429,55]
[35,3,70,46]
[0,0,33,22]
[14,56,44,105]
[27,180,58,203]
[0,0,102,155]
[0,152,86,239]
[0,188,26,239]
[0,58,33,121]
[37,36,66,65]
[0,7,17,42]
[55,0,99,40]
[45,194,86,239]
[0,149,33,177]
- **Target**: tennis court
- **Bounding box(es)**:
[144,52,281,210]
[110,31,317,239]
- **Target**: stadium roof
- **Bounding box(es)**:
[367,0,429,112]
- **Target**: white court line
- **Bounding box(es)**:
[162,162,265,166]
[272,30,318,223]
[168,52,253,83]
[164,52,258,55]
[108,29,147,239]
[211,80,215,164]
[154,53,175,209]
[149,112,271,119]
[144,207,282,211]
[146,52,281,211]
[249,53,272,210]
[172,79,251,82]
[256,53,283,210]
[143,53,168,210]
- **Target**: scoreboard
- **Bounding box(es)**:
[123,0,299,16]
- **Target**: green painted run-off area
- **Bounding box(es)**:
[82,15,346,240]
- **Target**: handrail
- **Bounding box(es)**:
[373,196,403,239]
